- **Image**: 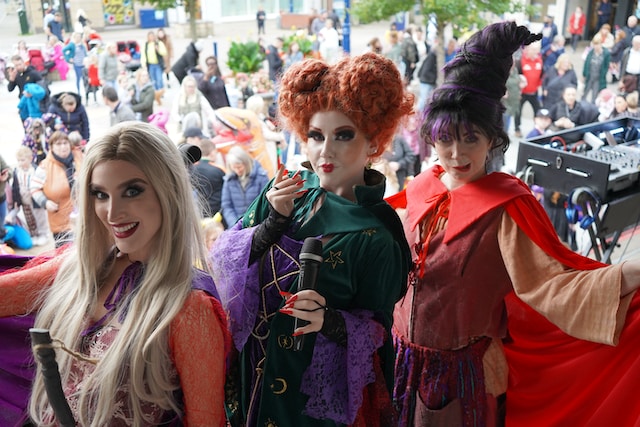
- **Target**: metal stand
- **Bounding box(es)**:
[579,191,640,263]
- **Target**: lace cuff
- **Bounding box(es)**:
[249,205,291,263]
[320,306,347,347]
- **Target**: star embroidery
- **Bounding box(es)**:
[362,228,377,237]
[325,250,344,269]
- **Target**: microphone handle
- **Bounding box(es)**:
[30,328,76,427]
[292,261,319,352]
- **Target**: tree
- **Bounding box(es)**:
[143,0,199,40]
[353,0,528,39]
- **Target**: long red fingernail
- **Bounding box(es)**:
[279,308,293,315]
[292,331,304,337]
[292,170,301,179]
[279,291,293,299]
[297,179,306,186]
[285,294,298,304]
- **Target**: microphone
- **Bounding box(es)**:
[293,237,323,352]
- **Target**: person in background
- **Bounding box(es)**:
[7,55,44,115]
[379,131,416,195]
[30,130,82,247]
[156,28,173,87]
[609,92,629,119]
[141,30,167,91]
[387,21,640,426]
[219,146,270,228]
[568,6,587,52]
[211,52,413,426]
[364,36,383,54]
[416,39,438,112]
[102,85,136,125]
[17,82,45,122]
[12,146,50,246]
[171,40,203,84]
[198,56,231,110]
[595,87,615,120]
[444,37,458,64]
[256,5,266,35]
[44,35,68,80]
[245,94,286,168]
[318,18,341,65]
[549,85,599,129]
[526,108,554,138]
[542,53,578,109]
[48,92,90,142]
[98,42,120,88]
[540,14,558,51]
[15,40,30,64]
[265,37,284,83]
[46,12,64,43]
[400,27,419,86]
[130,67,155,123]
[284,40,304,69]
[582,36,611,103]
[75,8,89,31]
[0,122,229,426]
[542,34,566,72]
[625,90,640,117]
[191,135,226,219]
[594,23,615,50]
[84,54,101,105]
[171,74,214,135]
[514,42,543,137]
[597,0,612,30]
[610,29,627,83]
[503,61,525,136]
[63,32,88,96]
[21,117,48,165]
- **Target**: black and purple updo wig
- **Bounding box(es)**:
[421,21,541,152]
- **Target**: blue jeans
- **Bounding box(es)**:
[418,82,435,112]
[148,63,164,90]
[73,64,84,95]
[0,200,7,239]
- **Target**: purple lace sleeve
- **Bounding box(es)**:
[300,309,386,424]
[209,222,258,351]
[209,222,304,351]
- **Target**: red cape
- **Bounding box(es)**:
[388,166,640,426]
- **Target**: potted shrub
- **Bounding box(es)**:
[226,40,266,74]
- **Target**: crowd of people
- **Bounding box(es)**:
[2,8,640,427]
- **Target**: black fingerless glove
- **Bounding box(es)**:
[320,307,347,347]
[249,205,292,264]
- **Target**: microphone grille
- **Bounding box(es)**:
[300,237,323,260]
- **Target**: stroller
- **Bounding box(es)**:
[117,40,142,75]
[28,49,55,81]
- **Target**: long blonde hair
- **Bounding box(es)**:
[30,122,208,425]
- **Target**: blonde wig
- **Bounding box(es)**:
[29,122,208,425]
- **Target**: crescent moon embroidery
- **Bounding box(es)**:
[271,378,287,395]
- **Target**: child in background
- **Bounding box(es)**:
[202,213,225,251]
[67,130,86,152]
[11,146,49,246]
[84,54,101,105]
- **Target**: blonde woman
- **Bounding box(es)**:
[170,74,214,135]
[542,52,578,108]
[0,122,229,425]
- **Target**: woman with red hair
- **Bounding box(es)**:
[211,52,414,426]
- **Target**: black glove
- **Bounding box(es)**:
[320,306,347,347]
[249,204,291,264]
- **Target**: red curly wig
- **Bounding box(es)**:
[278,52,414,157]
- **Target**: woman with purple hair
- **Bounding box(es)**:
[388,21,640,426]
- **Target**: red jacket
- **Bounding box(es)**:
[519,53,543,95]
